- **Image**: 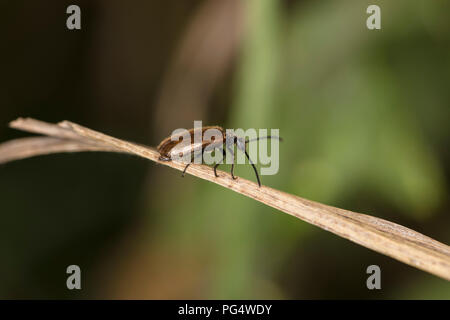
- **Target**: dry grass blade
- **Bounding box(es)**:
[1,117,449,281]
[0,136,120,164]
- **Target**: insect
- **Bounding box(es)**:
[157,126,282,187]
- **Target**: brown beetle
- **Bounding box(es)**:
[157,126,281,187]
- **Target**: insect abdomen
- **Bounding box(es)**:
[157,126,225,161]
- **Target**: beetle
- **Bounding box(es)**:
[157,126,281,187]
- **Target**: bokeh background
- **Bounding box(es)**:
[1,0,449,299]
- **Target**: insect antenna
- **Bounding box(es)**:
[245,149,261,187]
[236,141,261,187]
[245,135,283,143]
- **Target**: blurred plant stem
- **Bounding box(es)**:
[209,0,292,298]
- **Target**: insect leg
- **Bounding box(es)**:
[181,149,204,177]
[182,163,191,177]
[213,147,226,177]
[226,145,237,180]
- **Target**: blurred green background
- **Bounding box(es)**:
[0,0,449,299]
